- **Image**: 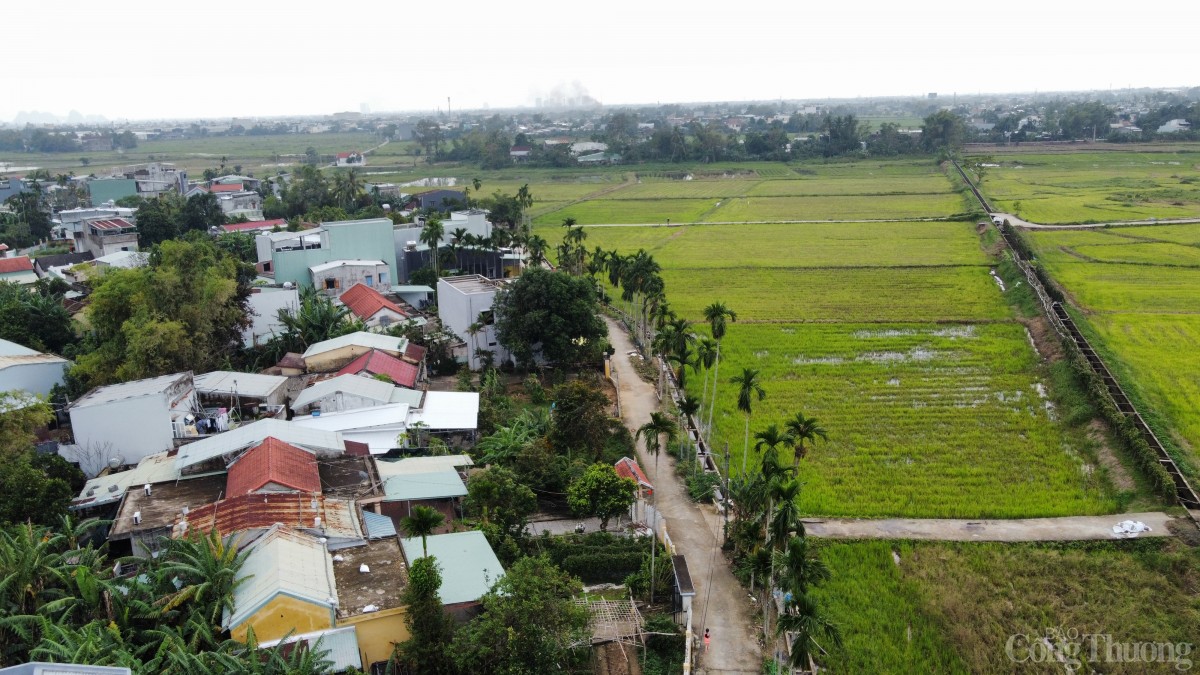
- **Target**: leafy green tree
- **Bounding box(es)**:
[71,238,250,387]
[921,110,966,153]
[135,195,182,247]
[466,466,536,537]
[3,191,52,241]
[567,464,636,532]
[548,378,613,462]
[451,555,588,674]
[180,192,226,232]
[395,556,457,674]
[402,505,445,557]
[0,281,76,354]
[493,268,606,369]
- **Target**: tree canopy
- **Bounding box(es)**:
[567,463,637,531]
[493,267,607,369]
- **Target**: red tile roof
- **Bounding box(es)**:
[210,183,243,193]
[221,218,287,233]
[337,349,419,389]
[614,457,653,496]
[336,152,359,159]
[226,437,321,496]
[339,283,407,322]
[0,256,34,274]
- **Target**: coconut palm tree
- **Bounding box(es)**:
[703,302,737,443]
[637,411,678,479]
[157,529,249,628]
[731,368,766,473]
[402,505,446,557]
[784,412,828,469]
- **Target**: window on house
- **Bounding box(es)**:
[324,278,336,290]
[379,271,389,286]
[262,262,272,272]
[364,274,373,287]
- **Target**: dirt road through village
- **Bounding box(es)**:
[604,317,763,674]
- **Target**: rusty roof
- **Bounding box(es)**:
[226,437,321,496]
[184,493,361,540]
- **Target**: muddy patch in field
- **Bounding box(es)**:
[1017,316,1064,362]
[1088,419,1135,491]
[792,355,846,365]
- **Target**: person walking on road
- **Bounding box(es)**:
[704,628,711,652]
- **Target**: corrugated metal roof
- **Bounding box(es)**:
[339,284,408,322]
[302,332,407,359]
[0,338,40,357]
[257,626,362,673]
[0,257,35,274]
[293,373,399,410]
[227,526,337,630]
[374,455,474,477]
[0,663,132,674]
[361,510,397,539]
[71,372,192,409]
[0,352,69,371]
[185,494,362,542]
[70,471,138,509]
[175,419,344,471]
[407,391,479,430]
[194,371,288,399]
[88,218,136,231]
[614,457,653,493]
[125,451,181,485]
[382,469,466,502]
[399,531,504,605]
[291,403,409,433]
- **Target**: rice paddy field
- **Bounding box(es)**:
[539,212,1137,517]
[973,151,1200,224]
[813,539,1200,674]
[1026,223,1200,476]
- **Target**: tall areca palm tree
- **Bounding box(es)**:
[420,217,445,281]
[402,505,445,557]
[754,424,790,470]
[703,302,737,442]
[525,234,549,268]
[784,412,828,468]
[637,411,678,479]
[694,336,718,437]
[731,367,766,473]
[677,395,701,461]
[776,592,842,671]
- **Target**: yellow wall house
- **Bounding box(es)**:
[225,526,339,643]
[301,332,409,374]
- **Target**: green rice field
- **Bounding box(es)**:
[1028,223,1200,471]
[814,539,1200,674]
[973,151,1200,224]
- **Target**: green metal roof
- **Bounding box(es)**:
[400,531,504,605]
[382,469,466,501]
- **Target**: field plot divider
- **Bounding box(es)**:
[953,161,1200,514]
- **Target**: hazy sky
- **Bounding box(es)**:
[5,0,1197,122]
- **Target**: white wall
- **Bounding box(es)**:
[244,288,300,346]
[67,395,175,469]
[436,279,509,370]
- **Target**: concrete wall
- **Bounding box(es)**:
[311,262,390,294]
[437,280,508,370]
[303,345,378,374]
[244,288,300,347]
[273,219,397,289]
[231,595,335,644]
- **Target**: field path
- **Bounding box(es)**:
[991,212,1200,230]
[604,316,763,675]
[576,217,963,227]
[804,512,1176,541]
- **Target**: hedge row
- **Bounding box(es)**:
[559,551,647,584]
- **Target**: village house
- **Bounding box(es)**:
[79,218,138,258]
[242,285,300,347]
[301,331,412,373]
[335,151,364,167]
[338,282,411,330]
[399,531,504,620]
[437,275,511,370]
[337,347,425,390]
[0,256,38,286]
[256,218,398,290]
[310,259,391,294]
[291,373,420,415]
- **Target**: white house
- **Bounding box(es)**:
[437,275,510,370]
[66,372,198,471]
[243,286,300,347]
[291,374,419,414]
[0,339,69,397]
[335,152,364,167]
[1157,119,1192,134]
[310,260,391,294]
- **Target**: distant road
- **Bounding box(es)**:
[991,212,1200,230]
[805,512,1177,541]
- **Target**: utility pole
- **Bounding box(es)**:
[722,442,730,545]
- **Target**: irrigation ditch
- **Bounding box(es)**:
[952,159,1200,519]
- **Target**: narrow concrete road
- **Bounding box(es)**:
[991,211,1200,230]
[604,317,762,674]
[804,512,1176,541]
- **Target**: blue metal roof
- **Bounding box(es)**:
[362,510,398,539]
